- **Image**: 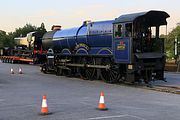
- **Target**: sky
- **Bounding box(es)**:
[0,0,179,33]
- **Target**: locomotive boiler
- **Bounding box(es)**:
[41,10,170,84]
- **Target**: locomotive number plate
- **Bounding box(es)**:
[117,44,125,50]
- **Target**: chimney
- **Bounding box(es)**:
[51,25,62,31]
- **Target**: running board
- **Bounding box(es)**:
[57,63,110,69]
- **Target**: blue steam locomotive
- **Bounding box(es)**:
[41,10,170,84]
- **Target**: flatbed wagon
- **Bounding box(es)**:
[0,55,33,64]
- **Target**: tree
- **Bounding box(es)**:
[166,26,180,59]
[0,30,7,48]
[13,23,37,37]
[37,22,47,33]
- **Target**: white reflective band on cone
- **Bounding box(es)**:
[42,99,48,107]
[99,96,105,103]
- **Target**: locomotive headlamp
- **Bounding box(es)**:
[128,64,133,70]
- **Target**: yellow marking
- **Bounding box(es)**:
[128,65,133,70]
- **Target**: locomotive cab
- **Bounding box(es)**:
[113,11,170,83]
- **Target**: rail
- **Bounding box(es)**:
[142,85,180,94]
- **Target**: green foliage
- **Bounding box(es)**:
[0,30,7,47]
[165,26,180,59]
[13,24,37,37]
[37,23,47,33]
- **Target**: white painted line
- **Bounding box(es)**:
[86,114,128,120]
[85,114,147,120]
[127,114,147,120]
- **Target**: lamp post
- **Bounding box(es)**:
[178,37,180,64]
[177,37,180,72]
[175,36,178,56]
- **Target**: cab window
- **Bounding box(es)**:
[125,23,132,37]
[114,24,123,38]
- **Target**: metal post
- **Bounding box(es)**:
[177,55,180,72]
[175,36,178,56]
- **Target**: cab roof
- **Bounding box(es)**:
[113,10,170,25]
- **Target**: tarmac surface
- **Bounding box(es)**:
[153,71,180,86]
[0,62,180,120]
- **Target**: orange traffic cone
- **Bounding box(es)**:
[10,68,14,74]
[40,95,50,115]
[97,91,108,110]
[18,67,22,74]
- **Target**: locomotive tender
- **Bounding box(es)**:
[41,10,170,84]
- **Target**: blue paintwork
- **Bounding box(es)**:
[88,35,112,47]
[88,20,113,35]
[97,48,112,55]
[88,47,112,55]
[61,48,71,54]
[54,27,80,37]
[78,26,87,36]
[113,38,131,63]
[53,28,79,50]
[52,20,114,53]
[76,36,87,45]
[76,48,88,55]
[87,20,113,47]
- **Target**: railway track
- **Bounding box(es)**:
[116,82,180,95]
[143,84,180,94]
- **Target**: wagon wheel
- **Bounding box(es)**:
[62,68,72,77]
[56,67,63,76]
[41,64,47,74]
[79,57,96,80]
[99,58,121,83]
[57,65,72,77]
[11,59,14,64]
